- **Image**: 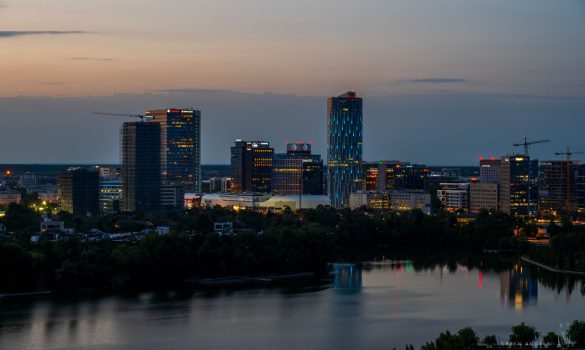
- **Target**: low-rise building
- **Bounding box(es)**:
[185,193,330,211]
[214,221,234,235]
[349,190,431,213]
[437,183,470,212]
[0,190,22,205]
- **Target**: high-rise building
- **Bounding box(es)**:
[230,140,274,193]
[144,109,201,209]
[121,122,161,213]
[470,182,499,214]
[500,155,535,217]
[327,91,363,208]
[539,160,579,214]
[480,158,501,184]
[58,168,99,217]
[272,143,323,195]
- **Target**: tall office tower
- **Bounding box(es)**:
[272,142,324,195]
[480,158,501,183]
[500,155,535,217]
[327,91,363,208]
[57,168,99,217]
[121,122,161,213]
[144,109,201,209]
[230,140,274,193]
[539,160,580,214]
[578,164,585,211]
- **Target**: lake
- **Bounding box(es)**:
[1,258,584,349]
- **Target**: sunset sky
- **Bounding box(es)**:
[1,0,584,164]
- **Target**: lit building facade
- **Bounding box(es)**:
[230,140,274,193]
[272,143,323,195]
[121,122,161,213]
[0,190,22,206]
[58,168,100,217]
[99,177,123,214]
[361,161,431,191]
[145,109,201,209]
[349,190,431,213]
[500,155,535,217]
[185,192,329,211]
[539,160,579,214]
[327,91,363,208]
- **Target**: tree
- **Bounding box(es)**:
[509,322,539,346]
[457,327,479,349]
[567,320,585,347]
[542,332,559,348]
[482,335,497,347]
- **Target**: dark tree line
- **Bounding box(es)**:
[0,204,581,294]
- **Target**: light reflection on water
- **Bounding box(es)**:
[1,260,584,350]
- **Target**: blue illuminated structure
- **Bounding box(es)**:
[327,91,363,208]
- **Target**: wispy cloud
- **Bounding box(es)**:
[0,31,86,38]
[404,78,469,84]
[72,57,114,62]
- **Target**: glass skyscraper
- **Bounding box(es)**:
[145,109,201,209]
[121,122,161,213]
[327,91,363,208]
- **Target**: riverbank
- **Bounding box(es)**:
[521,256,585,276]
[0,290,52,300]
[184,272,315,287]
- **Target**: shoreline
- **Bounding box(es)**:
[521,256,585,276]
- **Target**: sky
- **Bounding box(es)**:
[0,0,584,164]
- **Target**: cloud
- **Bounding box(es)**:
[405,78,469,84]
[72,57,114,62]
[0,31,86,38]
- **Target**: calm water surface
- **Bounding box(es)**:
[1,260,585,350]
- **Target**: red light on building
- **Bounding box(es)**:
[479,156,484,161]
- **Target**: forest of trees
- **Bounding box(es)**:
[1,203,584,294]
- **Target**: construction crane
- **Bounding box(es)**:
[555,147,585,210]
[93,112,151,121]
[513,137,550,156]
